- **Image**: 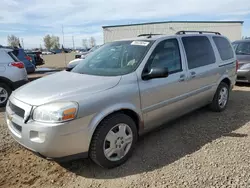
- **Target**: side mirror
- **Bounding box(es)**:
[142,67,169,80]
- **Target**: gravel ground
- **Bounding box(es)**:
[41,53,75,69]
[1,85,250,188]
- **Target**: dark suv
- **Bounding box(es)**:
[25,51,44,66]
[13,48,36,74]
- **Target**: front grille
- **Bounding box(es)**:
[12,121,22,133]
[9,101,25,118]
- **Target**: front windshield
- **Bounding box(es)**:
[235,42,250,55]
[72,40,153,76]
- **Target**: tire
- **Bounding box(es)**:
[89,113,138,168]
[0,83,11,107]
[209,82,229,112]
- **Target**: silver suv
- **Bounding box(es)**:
[0,47,28,107]
[6,31,237,168]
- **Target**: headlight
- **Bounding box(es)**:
[32,102,78,123]
[240,63,250,70]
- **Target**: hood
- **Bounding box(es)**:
[13,71,121,106]
[236,55,250,63]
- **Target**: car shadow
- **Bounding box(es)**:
[235,82,250,87]
[60,89,250,179]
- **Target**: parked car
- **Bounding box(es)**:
[6,31,237,168]
[13,48,36,74]
[28,54,36,67]
[68,46,101,70]
[232,39,250,82]
[42,51,53,55]
[75,46,100,59]
[25,51,44,66]
[66,58,84,71]
[0,46,28,106]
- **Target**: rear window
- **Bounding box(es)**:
[213,37,234,60]
[235,42,250,55]
[8,51,19,62]
[182,36,216,69]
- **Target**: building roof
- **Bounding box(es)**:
[102,20,244,28]
[232,39,250,43]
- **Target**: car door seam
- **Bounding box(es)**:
[142,84,215,113]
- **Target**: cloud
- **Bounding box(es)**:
[0,0,249,48]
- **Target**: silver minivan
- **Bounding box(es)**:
[6,31,237,168]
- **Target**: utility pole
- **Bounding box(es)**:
[21,38,24,49]
[62,25,66,66]
[72,36,75,50]
[62,25,65,46]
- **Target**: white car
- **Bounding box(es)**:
[67,46,101,71]
[66,58,85,71]
[42,51,53,55]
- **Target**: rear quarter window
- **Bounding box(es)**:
[0,50,18,63]
[8,51,19,62]
[182,36,216,69]
[213,36,234,60]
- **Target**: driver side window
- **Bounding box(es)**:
[146,39,182,74]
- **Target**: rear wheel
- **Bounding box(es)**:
[0,83,11,107]
[209,82,229,112]
[90,113,138,168]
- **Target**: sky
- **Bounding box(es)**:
[0,0,250,49]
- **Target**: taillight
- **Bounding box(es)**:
[236,60,239,71]
[26,56,32,61]
[9,62,25,69]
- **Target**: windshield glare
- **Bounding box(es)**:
[235,42,250,55]
[72,40,152,76]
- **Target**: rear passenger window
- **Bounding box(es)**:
[182,36,215,69]
[213,37,234,60]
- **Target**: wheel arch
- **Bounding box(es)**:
[220,77,231,87]
[88,103,143,148]
[0,76,13,90]
[217,76,232,89]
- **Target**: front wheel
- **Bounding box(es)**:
[209,82,229,112]
[90,113,138,168]
[0,83,11,107]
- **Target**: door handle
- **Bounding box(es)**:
[190,71,196,78]
[178,74,185,82]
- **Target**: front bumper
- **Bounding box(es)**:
[5,96,91,160]
[237,69,250,83]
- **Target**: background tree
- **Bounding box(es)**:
[7,35,20,47]
[51,36,60,49]
[43,35,60,50]
[82,39,88,49]
[43,35,53,50]
[89,37,96,48]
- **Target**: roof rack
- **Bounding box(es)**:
[137,33,163,38]
[176,31,221,35]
